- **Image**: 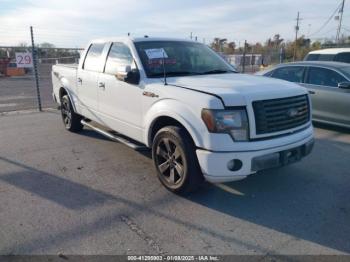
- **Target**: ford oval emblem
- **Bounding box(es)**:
[287,108,299,118]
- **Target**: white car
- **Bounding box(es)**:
[52,37,314,193]
[304,48,350,63]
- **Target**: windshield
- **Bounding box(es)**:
[134,41,236,78]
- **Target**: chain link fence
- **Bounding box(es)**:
[221,47,283,74]
[0,46,82,112]
[2,40,349,113]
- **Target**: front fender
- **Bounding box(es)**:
[144,99,208,148]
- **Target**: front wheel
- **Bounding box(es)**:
[60,95,83,132]
[152,126,203,194]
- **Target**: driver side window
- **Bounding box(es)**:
[307,67,346,87]
[104,42,134,75]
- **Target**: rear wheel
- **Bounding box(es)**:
[60,95,83,132]
[152,126,203,194]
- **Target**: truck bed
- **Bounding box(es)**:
[52,64,78,103]
[55,63,78,69]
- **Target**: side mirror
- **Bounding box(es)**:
[116,65,140,85]
[116,65,131,81]
[338,82,350,89]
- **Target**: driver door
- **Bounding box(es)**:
[304,66,350,126]
[97,42,143,142]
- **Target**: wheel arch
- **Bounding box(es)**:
[146,114,202,148]
[59,87,77,112]
[144,99,207,148]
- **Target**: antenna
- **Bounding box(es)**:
[162,50,167,85]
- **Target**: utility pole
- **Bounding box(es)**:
[242,40,247,73]
[30,26,42,112]
[336,0,345,44]
[293,11,302,61]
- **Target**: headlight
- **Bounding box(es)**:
[201,108,249,141]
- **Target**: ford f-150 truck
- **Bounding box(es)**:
[52,37,314,193]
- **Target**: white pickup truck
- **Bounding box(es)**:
[52,37,314,193]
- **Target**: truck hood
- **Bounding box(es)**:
[166,73,307,106]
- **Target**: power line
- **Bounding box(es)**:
[342,26,350,33]
[308,1,343,37]
[312,27,338,38]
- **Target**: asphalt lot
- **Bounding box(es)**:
[0,65,55,112]
[0,110,349,255]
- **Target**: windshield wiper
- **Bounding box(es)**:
[149,71,202,77]
[199,69,236,75]
[149,70,236,78]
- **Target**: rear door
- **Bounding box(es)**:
[304,66,350,126]
[77,43,107,118]
[270,66,306,84]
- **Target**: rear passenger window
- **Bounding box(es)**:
[305,54,320,61]
[263,70,274,77]
[318,54,335,61]
[335,52,350,63]
[307,67,346,87]
[104,42,134,75]
[271,66,304,83]
[83,43,105,72]
[305,54,336,61]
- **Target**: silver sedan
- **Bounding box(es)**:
[257,61,350,128]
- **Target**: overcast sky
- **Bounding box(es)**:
[0,0,349,47]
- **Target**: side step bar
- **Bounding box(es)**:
[81,120,148,151]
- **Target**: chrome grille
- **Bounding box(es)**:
[253,95,310,135]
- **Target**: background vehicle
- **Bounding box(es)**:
[257,61,350,128]
[52,37,314,193]
[304,48,350,63]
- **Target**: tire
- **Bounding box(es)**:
[152,126,204,194]
[60,95,83,132]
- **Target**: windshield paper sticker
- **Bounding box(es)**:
[145,48,168,59]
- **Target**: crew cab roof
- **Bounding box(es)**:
[89,36,196,44]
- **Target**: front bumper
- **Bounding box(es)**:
[196,134,314,183]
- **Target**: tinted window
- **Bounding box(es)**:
[104,42,134,75]
[307,67,346,87]
[305,54,319,61]
[335,52,350,63]
[263,70,274,77]
[271,66,305,82]
[339,66,350,79]
[83,43,105,72]
[305,54,335,61]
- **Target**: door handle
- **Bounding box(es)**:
[77,77,82,84]
[98,82,105,90]
[308,90,316,95]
